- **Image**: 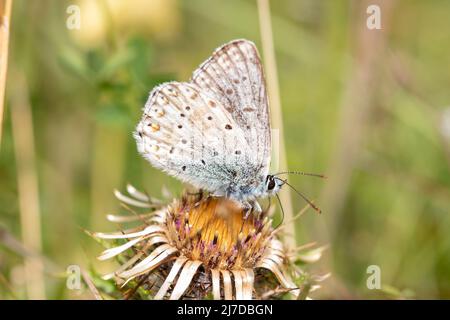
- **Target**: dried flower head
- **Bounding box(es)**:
[93,185,326,300]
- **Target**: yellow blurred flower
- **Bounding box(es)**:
[71,0,180,48]
[107,0,180,40]
[70,0,107,47]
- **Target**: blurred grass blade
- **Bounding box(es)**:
[0,0,12,149]
[10,71,46,299]
[257,0,295,248]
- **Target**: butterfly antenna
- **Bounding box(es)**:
[276,178,322,214]
[274,171,327,179]
[274,193,285,229]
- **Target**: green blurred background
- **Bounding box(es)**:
[1,0,450,299]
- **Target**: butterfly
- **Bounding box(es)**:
[135,39,322,214]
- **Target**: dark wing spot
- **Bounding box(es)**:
[182,166,186,171]
[201,160,205,165]
[225,124,232,130]
[160,95,169,104]
[168,87,178,97]
[185,106,191,111]
[233,79,240,84]
[180,113,185,117]
[178,125,183,129]
[226,89,233,95]
[235,150,241,155]
[181,139,187,144]
[169,147,174,154]
[213,151,218,156]
[207,116,213,121]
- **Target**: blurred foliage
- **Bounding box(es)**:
[1,0,450,299]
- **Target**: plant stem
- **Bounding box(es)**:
[0,0,12,149]
[10,71,46,299]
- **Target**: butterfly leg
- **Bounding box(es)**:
[242,201,253,219]
[242,200,261,219]
[252,200,262,214]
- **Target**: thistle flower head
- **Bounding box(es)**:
[93,185,325,300]
[168,195,272,270]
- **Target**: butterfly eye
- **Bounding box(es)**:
[267,177,276,191]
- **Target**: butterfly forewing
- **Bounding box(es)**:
[192,39,271,176]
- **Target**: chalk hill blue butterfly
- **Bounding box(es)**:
[134,39,322,213]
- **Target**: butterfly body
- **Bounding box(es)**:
[135,39,282,208]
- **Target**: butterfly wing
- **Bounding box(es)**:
[191,39,271,178]
[135,82,253,195]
